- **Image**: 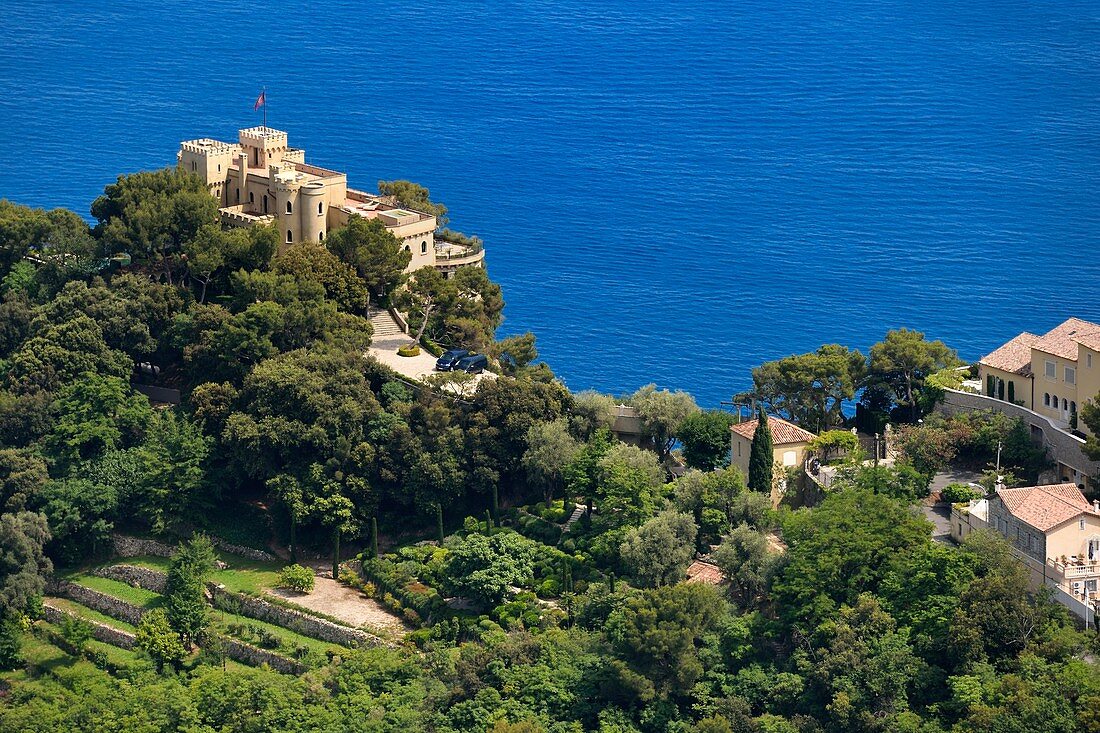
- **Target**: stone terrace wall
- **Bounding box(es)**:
[43,602,137,649]
[93,564,168,594]
[208,586,382,648]
[217,635,305,675]
[47,579,145,626]
[112,534,277,564]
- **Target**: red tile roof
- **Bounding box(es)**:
[730,416,816,444]
[1032,318,1100,360]
[996,483,1092,532]
[686,561,725,585]
[979,332,1040,375]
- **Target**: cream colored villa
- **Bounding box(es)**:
[729,415,816,476]
[978,317,1100,435]
[177,127,484,276]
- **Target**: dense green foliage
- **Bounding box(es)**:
[0,179,1096,733]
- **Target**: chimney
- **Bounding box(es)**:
[1093,500,1099,513]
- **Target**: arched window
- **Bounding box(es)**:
[286,201,293,214]
[421,241,428,254]
[249,191,255,204]
[404,244,411,253]
[1044,393,1050,407]
[317,202,323,215]
[286,230,293,244]
[997,379,1004,401]
[1062,398,1068,410]
[1071,401,1076,415]
[318,231,324,241]
[235,188,240,203]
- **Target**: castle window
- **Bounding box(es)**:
[249,192,254,204]
[286,201,293,214]
[421,241,427,254]
[319,231,324,241]
[191,161,196,171]
[404,245,411,253]
[235,188,240,203]
[318,202,323,215]
[286,230,293,244]
[218,164,221,172]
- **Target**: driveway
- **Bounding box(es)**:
[923,467,983,544]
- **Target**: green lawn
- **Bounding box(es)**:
[114,553,284,595]
[62,574,163,609]
[209,608,344,661]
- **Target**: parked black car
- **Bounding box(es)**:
[435,349,470,371]
[455,353,489,374]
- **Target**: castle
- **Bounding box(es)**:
[177,127,484,277]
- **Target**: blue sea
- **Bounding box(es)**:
[2,0,1098,407]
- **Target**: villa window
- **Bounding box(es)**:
[1044,393,1050,407]
[249,192,254,204]
[235,188,240,203]
[404,245,411,253]
[1082,519,1087,531]
[1063,398,1069,411]
[286,230,293,244]
[317,202,323,215]
[1089,354,1094,368]
[1045,361,1056,378]
[1071,401,1077,416]
[286,201,293,214]
[1007,381,1015,403]
[1065,366,1076,384]
[421,241,428,254]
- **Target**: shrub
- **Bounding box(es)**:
[397,344,421,357]
[942,482,983,504]
[277,564,315,593]
[420,337,445,357]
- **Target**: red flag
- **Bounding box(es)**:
[253,90,266,110]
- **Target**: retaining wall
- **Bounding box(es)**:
[43,602,138,649]
[208,585,381,648]
[216,635,305,675]
[111,534,277,563]
[46,579,146,626]
[92,564,168,594]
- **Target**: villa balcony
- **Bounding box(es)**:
[1049,558,1100,579]
[433,240,485,271]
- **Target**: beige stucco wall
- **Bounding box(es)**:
[1077,344,1100,438]
[1045,512,1100,562]
[1031,349,1080,425]
[730,434,809,479]
[977,364,1032,409]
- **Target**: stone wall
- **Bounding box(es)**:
[111,534,277,564]
[938,389,1100,476]
[47,579,145,626]
[112,535,175,559]
[43,602,138,649]
[209,586,382,648]
[92,564,168,594]
[216,635,305,675]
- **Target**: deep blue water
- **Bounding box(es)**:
[2,0,1099,406]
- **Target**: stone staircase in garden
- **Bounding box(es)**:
[563,503,586,531]
[370,310,410,341]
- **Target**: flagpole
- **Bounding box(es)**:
[263,86,267,131]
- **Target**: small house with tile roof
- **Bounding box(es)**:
[729,416,816,483]
[987,482,1100,598]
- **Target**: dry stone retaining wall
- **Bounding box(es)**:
[208,586,381,648]
[47,579,146,626]
[216,635,305,674]
[43,602,138,649]
[92,564,168,594]
[111,534,277,563]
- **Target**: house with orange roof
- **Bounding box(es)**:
[986,482,1100,600]
[730,416,816,505]
[978,317,1100,434]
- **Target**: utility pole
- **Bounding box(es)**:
[995,440,1005,491]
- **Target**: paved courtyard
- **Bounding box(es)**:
[367,310,494,394]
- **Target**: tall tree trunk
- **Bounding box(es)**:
[289,514,297,564]
[331,529,341,580]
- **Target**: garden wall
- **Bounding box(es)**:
[43,601,138,649]
[208,585,383,649]
[111,534,277,563]
[92,564,168,594]
[46,579,146,626]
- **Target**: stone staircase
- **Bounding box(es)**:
[370,310,410,341]
[563,503,586,532]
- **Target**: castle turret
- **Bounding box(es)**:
[178,138,237,205]
[300,182,327,242]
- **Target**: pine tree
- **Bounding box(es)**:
[747,408,774,494]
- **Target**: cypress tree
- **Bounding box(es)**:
[608,572,616,593]
[484,509,493,534]
[491,485,499,523]
[436,504,445,543]
[747,407,774,494]
[370,517,379,558]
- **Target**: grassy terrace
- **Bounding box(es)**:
[108,553,282,595]
[54,570,347,666]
